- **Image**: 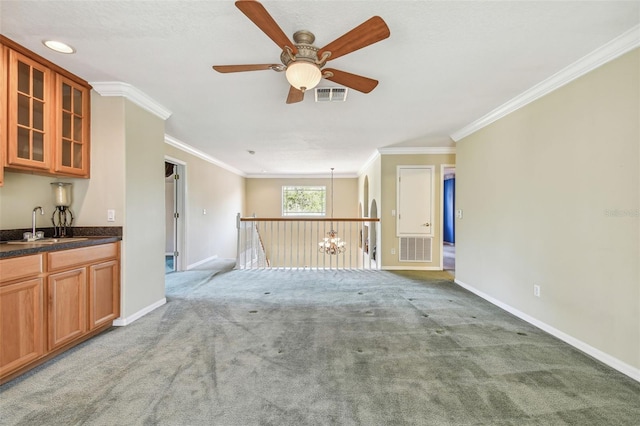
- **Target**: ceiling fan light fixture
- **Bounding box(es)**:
[285,61,321,92]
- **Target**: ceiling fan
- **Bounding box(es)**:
[213,0,390,104]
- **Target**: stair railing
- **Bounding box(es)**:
[236,214,380,270]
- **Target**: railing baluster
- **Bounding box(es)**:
[298,222,300,269]
[341,220,344,270]
[348,221,352,270]
[303,220,307,270]
[245,220,249,269]
[324,221,328,270]
[245,220,250,269]
[269,221,273,268]
[261,222,266,269]
[287,221,291,270]
[361,221,365,270]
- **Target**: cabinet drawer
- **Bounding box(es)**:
[0,254,44,284]
[48,243,118,272]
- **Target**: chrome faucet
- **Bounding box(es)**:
[31,206,44,240]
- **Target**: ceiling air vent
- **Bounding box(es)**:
[315,87,348,102]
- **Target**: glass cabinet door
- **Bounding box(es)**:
[7,50,51,170]
[54,75,89,176]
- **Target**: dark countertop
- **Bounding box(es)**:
[0,236,122,259]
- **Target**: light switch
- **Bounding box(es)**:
[107,209,116,222]
[391,210,396,217]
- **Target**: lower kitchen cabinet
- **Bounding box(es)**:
[0,241,120,384]
[48,267,87,350]
[0,278,45,377]
[89,260,119,330]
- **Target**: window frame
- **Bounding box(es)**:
[281,185,327,217]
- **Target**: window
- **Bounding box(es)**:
[282,186,326,216]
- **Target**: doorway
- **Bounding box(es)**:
[165,157,185,274]
[442,166,455,272]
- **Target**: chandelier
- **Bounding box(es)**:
[319,168,346,255]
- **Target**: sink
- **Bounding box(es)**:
[7,237,88,245]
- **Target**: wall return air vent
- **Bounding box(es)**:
[399,237,432,262]
[315,87,348,102]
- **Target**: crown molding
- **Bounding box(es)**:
[245,173,357,179]
[165,134,359,178]
[377,147,456,155]
[90,81,172,120]
[358,150,381,177]
[164,135,246,177]
[451,24,640,142]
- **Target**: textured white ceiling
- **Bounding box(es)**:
[2,1,639,176]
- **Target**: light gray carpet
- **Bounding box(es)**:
[1,269,639,425]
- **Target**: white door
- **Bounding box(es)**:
[397,166,433,236]
[164,159,185,273]
[165,164,178,273]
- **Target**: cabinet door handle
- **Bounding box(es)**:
[423,222,430,227]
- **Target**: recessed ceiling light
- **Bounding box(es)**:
[43,40,75,54]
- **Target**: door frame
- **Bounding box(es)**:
[440,164,456,271]
[165,155,186,272]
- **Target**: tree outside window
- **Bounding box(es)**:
[282,186,326,216]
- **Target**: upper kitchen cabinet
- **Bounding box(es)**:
[54,75,89,176]
[6,49,53,171]
[1,35,91,179]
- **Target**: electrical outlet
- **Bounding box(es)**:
[391,248,396,255]
[203,209,207,215]
[456,209,463,219]
[533,285,541,297]
[107,209,115,222]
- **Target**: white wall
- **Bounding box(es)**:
[121,99,166,319]
[380,153,456,270]
[358,155,382,264]
[0,93,167,324]
[73,95,126,227]
[164,144,245,268]
[0,95,125,229]
[456,49,639,376]
[245,177,358,218]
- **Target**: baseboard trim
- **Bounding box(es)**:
[382,266,442,271]
[112,298,167,326]
[454,279,640,383]
[187,255,219,270]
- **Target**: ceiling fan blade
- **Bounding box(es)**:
[235,0,298,55]
[212,64,281,73]
[286,86,304,104]
[322,68,378,93]
[317,16,390,62]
